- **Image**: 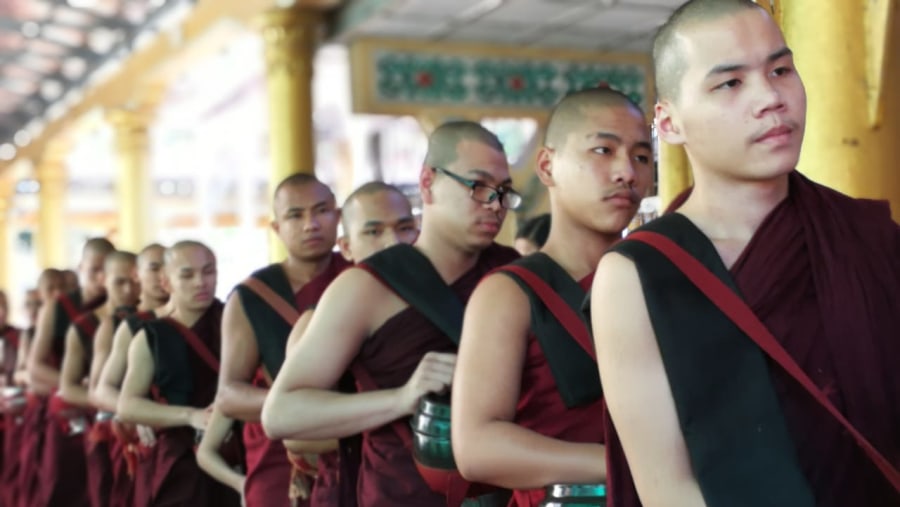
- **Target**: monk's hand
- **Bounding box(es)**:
[397,352,457,415]
[136,424,156,447]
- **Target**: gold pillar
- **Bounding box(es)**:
[0,180,12,289]
[259,7,322,260]
[781,0,900,220]
[37,141,69,269]
[107,108,153,252]
[657,140,692,211]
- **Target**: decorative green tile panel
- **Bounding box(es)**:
[356,44,650,114]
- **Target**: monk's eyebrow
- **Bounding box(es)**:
[705,47,793,79]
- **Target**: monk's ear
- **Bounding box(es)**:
[419,165,436,204]
[336,236,353,262]
[160,271,173,294]
[535,146,556,187]
[655,100,685,145]
[270,219,280,235]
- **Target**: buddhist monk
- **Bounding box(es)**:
[9,270,62,507]
[277,180,420,506]
[589,1,900,506]
[118,240,240,507]
[214,174,349,507]
[262,121,520,507]
[92,243,170,507]
[0,290,22,504]
[59,251,140,507]
[26,237,114,507]
[453,88,654,506]
[513,213,550,256]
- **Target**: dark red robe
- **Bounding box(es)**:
[0,325,21,507]
[353,243,519,507]
[240,253,351,507]
[26,293,103,507]
[603,171,900,506]
[137,300,241,507]
[509,275,604,507]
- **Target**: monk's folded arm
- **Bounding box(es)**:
[26,304,61,395]
[453,274,606,489]
[591,253,708,507]
[117,331,199,428]
[216,294,268,422]
[58,327,90,407]
[91,321,133,413]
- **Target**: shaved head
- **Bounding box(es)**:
[341,181,409,231]
[164,240,215,269]
[424,121,505,170]
[105,250,137,270]
[82,237,115,257]
[273,174,334,214]
[653,0,766,102]
[544,87,644,149]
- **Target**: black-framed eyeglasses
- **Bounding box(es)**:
[432,167,522,210]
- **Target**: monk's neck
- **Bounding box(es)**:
[414,228,480,284]
[283,255,332,292]
[168,306,206,328]
[138,295,166,313]
[542,225,619,282]
[680,173,789,242]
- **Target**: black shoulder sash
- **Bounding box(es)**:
[144,319,193,407]
[499,253,601,408]
[609,214,814,507]
[234,264,296,379]
[360,243,464,344]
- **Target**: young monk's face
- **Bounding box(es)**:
[272,183,340,263]
[549,104,653,235]
[38,271,63,303]
[105,259,139,310]
[339,190,418,262]
[137,247,167,302]
[164,246,217,313]
[78,250,107,298]
[658,8,806,182]
[425,140,512,252]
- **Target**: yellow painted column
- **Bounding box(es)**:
[36,141,69,269]
[0,180,12,289]
[657,140,692,210]
[258,7,322,260]
[781,0,900,220]
[107,108,153,252]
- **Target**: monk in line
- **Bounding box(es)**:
[263,121,520,506]
[26,237,114,507]
[590,1,900,506]
[453,88,654,506]
[118,241,241,507]
[215,174,349,507]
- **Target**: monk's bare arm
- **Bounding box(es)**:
[59,326,90,407]
[117,331,205,429]
[87,317,115,396]
[13,331,31,386]
[215,294,267,422]
[197,408,245,495]
[282,308,338,455]
[591,253,707,507]
[91,321,134,412]
[262,268,435,441]
[26,303,60,395]
[453,274,605,489]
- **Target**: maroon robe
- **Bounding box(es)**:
[136,300,241,507]
[354,243,519,507]
[241,253,351,507]
[27,294,103,507]
[604,171,900,506]
[0,325,21,506]
[109,310,155,507]
[510,275,604,507]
